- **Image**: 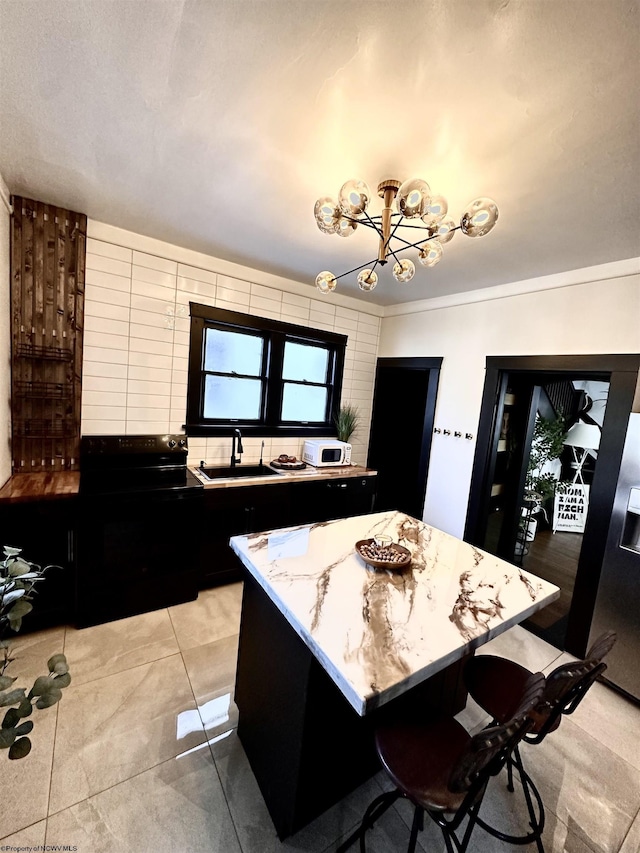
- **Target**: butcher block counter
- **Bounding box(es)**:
[0,472,80,503]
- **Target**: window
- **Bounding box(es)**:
[186,304,346,437]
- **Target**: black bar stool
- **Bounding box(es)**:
[463,631,616,853]
[337,671,545,853]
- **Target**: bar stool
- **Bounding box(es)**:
[463,631,616,853]
[336,671,545,853]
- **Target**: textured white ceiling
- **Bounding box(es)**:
[1,0,639,305]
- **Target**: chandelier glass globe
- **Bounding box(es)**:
[335,216,358,237]
[396,178,430,219]
[460,198,499,237]
[392,258,416,283]
[315,271,337,294]
[357,269,378,292]
[314,197,340,234]
[338,179,371,216]
[418,241,443,267]
[421,194,448,226]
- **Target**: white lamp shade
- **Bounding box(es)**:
[564,422,601,450]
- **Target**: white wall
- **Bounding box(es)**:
[379,262,640,538]
[0,173,11,487]
[83,222,383,467]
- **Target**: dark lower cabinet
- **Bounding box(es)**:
[199,475,377,588]
[199,484,293,588]
[287,475,377,526]
[0,498,77,632]
[75,489,203,628]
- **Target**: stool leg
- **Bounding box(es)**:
[473,745,545,851]
[407,806,423,853]
[336,789,401,853]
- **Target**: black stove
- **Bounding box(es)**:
[76,434,203,628]
[80,434,203,496]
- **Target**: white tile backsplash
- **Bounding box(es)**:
[81,241,381,466]
[86,238,132,263]
[86,253,132,278]
[133,252,177,275]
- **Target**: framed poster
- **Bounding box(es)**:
[553,484,590,533]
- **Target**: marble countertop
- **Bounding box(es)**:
[230,510,560,716]
[189,463,376,489]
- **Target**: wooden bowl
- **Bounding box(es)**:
[355,538,411,570]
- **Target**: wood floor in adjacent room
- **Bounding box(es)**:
[522,527,583,631]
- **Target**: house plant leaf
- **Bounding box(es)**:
[8,558,33,577]
[47,653,68,674]
[0,727,16,749]
[35,688,62,709]
[15,720,34,736]
[0,675,17,690]
[8,736,31,759]
[2,707,20,729]
[0,687,26,707]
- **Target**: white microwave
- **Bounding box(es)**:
[302,440,352,467]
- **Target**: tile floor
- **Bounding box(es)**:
[1,582,639,853]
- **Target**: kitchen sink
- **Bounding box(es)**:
[197,464,283,480]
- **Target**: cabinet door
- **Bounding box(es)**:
[289,476,377,525]
[0,499,76,632]
[199,485,292,588]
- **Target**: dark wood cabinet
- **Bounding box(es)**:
[199,474,377,588]
[0,498,77,631]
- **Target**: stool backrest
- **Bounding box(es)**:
[530,630,617,743]
[450,671,545,796]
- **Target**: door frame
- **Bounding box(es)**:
[368,357,442,519]
[464,353,640,656]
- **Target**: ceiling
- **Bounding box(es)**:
[1,1,639,306]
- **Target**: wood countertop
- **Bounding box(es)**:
[189,463,376,489]
[0,472,80,503]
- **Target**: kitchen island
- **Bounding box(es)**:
[229,510,559,838]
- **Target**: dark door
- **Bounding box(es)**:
[367,357,441,519]
[465,354,640,656]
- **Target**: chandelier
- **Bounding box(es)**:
[313,178,499,294]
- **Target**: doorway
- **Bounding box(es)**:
[465,354,640,656]
[367,357,441,519]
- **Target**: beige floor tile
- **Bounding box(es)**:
[169,583,243,651]
[211,730,428,852]
[0,819,47,848]
[182,634,239,738]
[477,623,564,672]
[64,607,179,685]
[46,745,241,853]
[619,805,640,853]
[48,653,206,815]
[525,715,640,853]
[0,628,66,838]
[543,651,640,773]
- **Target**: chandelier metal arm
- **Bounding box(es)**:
[330,256,382,283]
[391,225,463,251]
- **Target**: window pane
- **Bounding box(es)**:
[204,375,262,420]
[204,328,263,376]
[281,383,327,422]
[282,342,329,383]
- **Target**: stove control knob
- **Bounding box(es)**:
[168,439,177,449]
[178,439,187,448]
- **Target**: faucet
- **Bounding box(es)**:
[231,429,243,467]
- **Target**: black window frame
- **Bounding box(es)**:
[185,303,347,438]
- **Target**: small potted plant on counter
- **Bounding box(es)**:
[0,546,71,759]
[335,404,360,444]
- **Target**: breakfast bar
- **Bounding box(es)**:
[230,510,560,838]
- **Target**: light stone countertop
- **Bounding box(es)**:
[189,462,376,489]
[230,510,560,716]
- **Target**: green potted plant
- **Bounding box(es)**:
[0,546,71,759]
[334,404,360,443]
[520,414,567,544]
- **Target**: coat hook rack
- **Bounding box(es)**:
[434,427,441,434]
[443,429,451,436]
